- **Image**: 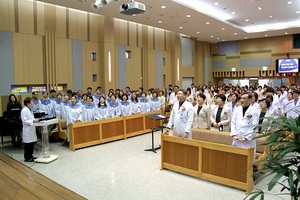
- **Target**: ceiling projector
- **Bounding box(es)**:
[120,1,146,15]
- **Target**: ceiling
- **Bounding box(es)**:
[38,0,300,43]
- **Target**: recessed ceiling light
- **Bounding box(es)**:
[179,26,183,29]
[223,39,226,41]
[234,33,238,35]
[287,1,292,5]
[206,22,210,25]
[132,14,136,17]
[285,32,288,34]
[197,32,200,34]
[221,27,225,30]
[245,19,249,22]
[244,37,248,39]
[217,38,220,40]
[158,21,162,23]
[296,11,300,14]
[258,7,262,10]
[214,2,219,6]
[269,16,273,18]
[231,12,236,15]
[211,36,214,38]
[186,15,191,18]
[265,35,268,37]
[161,5,166,9]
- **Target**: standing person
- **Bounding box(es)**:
[165,90,194,139]
[96,96,109,120]
[158,90,166,114]
[6,94,22,111]
[32,91,40,113]
[21,97,39,162]
[230,92,259,152]
[120,94,132,116]
[139,92,150,113]
[130,92,140,115]
[82,95,97,122]
[169,85,179,106]
[210,94,232,132]
[193,93,210,129]
[149,91,161,112]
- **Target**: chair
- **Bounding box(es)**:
[57,119,68,141]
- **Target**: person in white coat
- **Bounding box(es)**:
[21,97,40,162]
[165,90,194,139]
[231,92,259,154]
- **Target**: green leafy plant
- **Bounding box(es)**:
[245,114,300,200]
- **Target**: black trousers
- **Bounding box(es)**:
[24,142,34,161]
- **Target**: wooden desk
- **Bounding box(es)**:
[0,152,85,200]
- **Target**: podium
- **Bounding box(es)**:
[34,118,59,163]
[144,114,166,153]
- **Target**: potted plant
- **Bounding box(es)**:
[245,114,300,200]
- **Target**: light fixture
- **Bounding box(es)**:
[179,26,183,29]
[177,58,180,81]
[196,31,200,34]
[221,27,225,30]
[245,19,249,22]
[287,1,292,5]
[92,0,119,11]
[234,33,238,35]
[231,11,236,15]
[186,14,191,18]
[161,5,166,9]
[258,7,262,10]
[206,22,210,25]
[108,51,111,82]
[214,2,219,6]
[158,20,162,23]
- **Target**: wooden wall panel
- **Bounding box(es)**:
[89,14,101,42]
[128,22,137,47]
[27,35,44,83]
[103,17,114,43]
[147,27,154,50]
[154,28,165,51]
[137,24,142,48]
[56,6,67,38]
[239,38,271,52]
[13,33,25,84]
[82,41,89,89]
[76,11,88,41]
[36,2,45,36]
[18,0,34,34]
[8,0,15,32]
[0,0,10,31]
[147,49,156,88]
[271,35,292,53]
[181,67,195,78]
[165,31,175,52]
[114,19,127,45]
[55,38,72,86]
[68,9,77,39]
[244,70,259,77]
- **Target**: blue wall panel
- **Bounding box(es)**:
[0,31,14,95]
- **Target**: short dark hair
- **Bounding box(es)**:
[260,98,271,108]
[216,94,226,102]
[50,89,56,93]
[87,87,92,90]
[266,87,275,93]
[197,93,206,100]
[24,97,32,106]
[266,94,273,102]
[242,92,253,99]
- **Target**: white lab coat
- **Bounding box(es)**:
[167,100,194,138]
[21,106,37,143]
[285,99,300,119]
[230,105,259,150]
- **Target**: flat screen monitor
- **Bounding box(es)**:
[276,58,299,73]
[32,86,46,93]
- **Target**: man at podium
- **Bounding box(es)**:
[21,97,40,162]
